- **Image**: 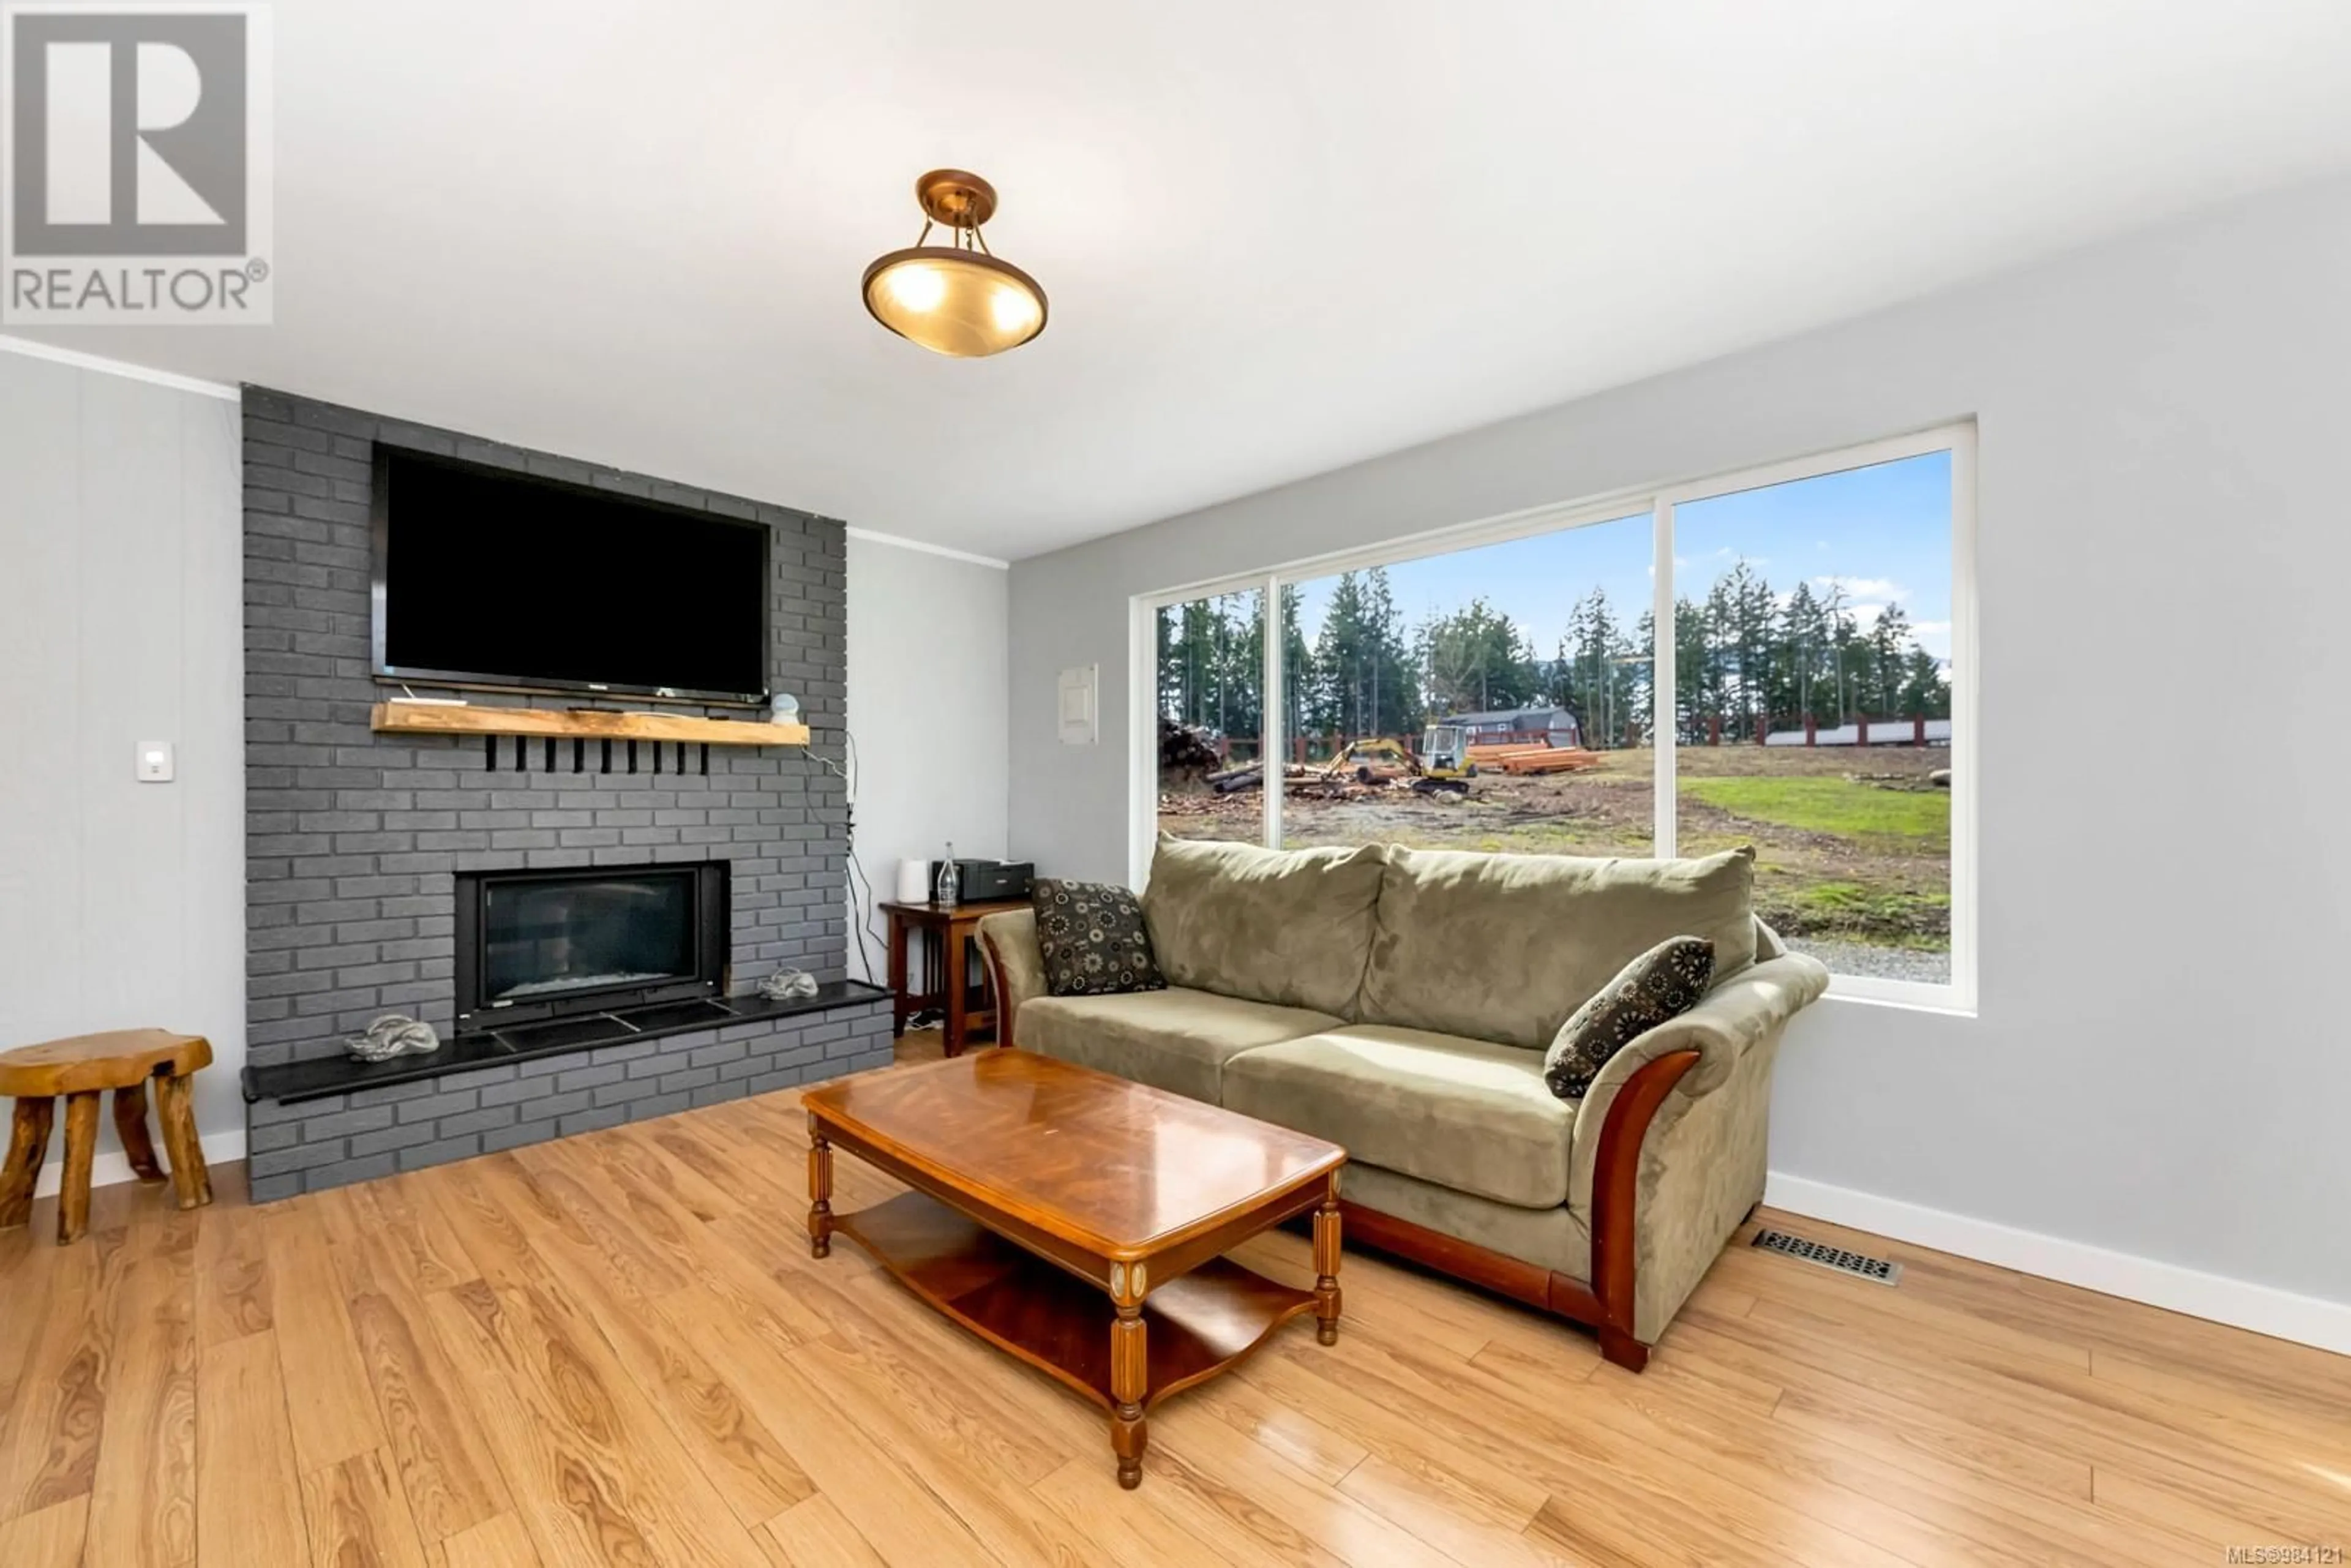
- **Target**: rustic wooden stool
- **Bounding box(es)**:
[0,1029,214,1244]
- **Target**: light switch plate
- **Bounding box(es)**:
[1057,664,1098,746]
[136,740,175,782]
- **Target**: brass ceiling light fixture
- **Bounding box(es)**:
[861,170,1047,358]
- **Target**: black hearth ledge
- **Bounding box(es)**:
[243,980,891,1106]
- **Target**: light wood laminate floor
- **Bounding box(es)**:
[2,1033,2347,1566]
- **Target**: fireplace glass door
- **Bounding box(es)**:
[482,871,697,1005]
[454,860,728,1028]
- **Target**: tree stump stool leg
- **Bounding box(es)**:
[1,1098,54,1231]
[58,1092,100,1244]
[155,1071,212,1211]
[113,1079,166,1184]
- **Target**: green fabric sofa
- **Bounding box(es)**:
[978,835,1828,1369]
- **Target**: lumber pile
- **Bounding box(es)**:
[1466,741,1550,767]
[1498,747,1603,775]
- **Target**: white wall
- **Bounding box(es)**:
[1005,175,2351,1337]
[844,532,1010,983]
[0,344,247,1181]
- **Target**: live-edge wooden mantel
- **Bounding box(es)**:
[369,699,811,747]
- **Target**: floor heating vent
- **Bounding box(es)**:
[1750,1228,1902,1285]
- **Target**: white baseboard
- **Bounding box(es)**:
[33,1128,247,1200]
[1764,1171,2351,1358]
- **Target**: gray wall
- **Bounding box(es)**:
[0,348,246,1172]
[244,389,849,1068]
[1007,174,2351,1309]
[844,533,1010,979]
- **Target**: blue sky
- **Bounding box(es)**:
[1291,451,1954,664]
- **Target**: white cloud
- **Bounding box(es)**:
[1813,574,1907,601]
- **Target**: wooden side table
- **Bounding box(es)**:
[0,1029,214,1244]
[880,898,1029,1057]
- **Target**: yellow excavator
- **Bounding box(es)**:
[1324,726,1475,795]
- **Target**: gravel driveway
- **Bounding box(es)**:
[1784,938,1951,985]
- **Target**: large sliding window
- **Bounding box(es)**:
[1277,514,1656,859]
[1152,588,1265,847]
[1136,426,1974,1009]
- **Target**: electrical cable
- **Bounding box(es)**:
[808,729,882,986]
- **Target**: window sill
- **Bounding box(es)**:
[1821,976,1976,1019]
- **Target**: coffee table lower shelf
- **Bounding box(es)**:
[830,1190,1321,1412]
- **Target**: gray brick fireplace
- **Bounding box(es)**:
[239,388,888,1201]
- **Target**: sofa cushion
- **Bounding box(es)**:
[1031,879,1166,997]
[1220,1024,1577,1210]
[1016,988,1341,1104]
[1543,935,1716,1100]
[1359,846,1757,1049]
[1141,836,1385,1018]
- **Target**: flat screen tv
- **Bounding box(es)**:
[371,448,770,705]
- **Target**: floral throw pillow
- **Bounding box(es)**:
[1542,937,1715,1100]
[1032,879,1168,998]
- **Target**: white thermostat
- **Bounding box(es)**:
[136,740,176,782]
[1057,664,1098,746]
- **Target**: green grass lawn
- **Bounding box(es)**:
[1677,776,1948,843]
[1772,878,1951,947]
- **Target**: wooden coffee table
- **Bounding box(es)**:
[801,1051,1346,1489]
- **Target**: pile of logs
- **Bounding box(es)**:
[1159,719,1223,775]
[1201,762,1427,799]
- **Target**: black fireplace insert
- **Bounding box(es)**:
[454,861,728,1028]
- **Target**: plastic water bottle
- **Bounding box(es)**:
[934,842,959,907]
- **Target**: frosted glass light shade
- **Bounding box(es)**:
[861,247,1048,358]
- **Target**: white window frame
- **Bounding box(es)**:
[1131,421,1978,1014]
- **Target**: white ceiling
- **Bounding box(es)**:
[15,1,2351,560]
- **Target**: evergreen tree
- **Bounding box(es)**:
[1308,569,1415,740]
[1898,646,1951,719]
[1867,602,1913,719]
[1694,558,1776,739]
[1825,588,1863,726]
[1419,598,1539,716]
[1672,597,1708,743]
[1560,588,1643,748]
[1777,579,1834,725]
[1278,584,1311,758]
[1360,568,1418,734]
[1629,609,1659,742]
[1155,604,1177,719]
[1155,592,1264,746]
